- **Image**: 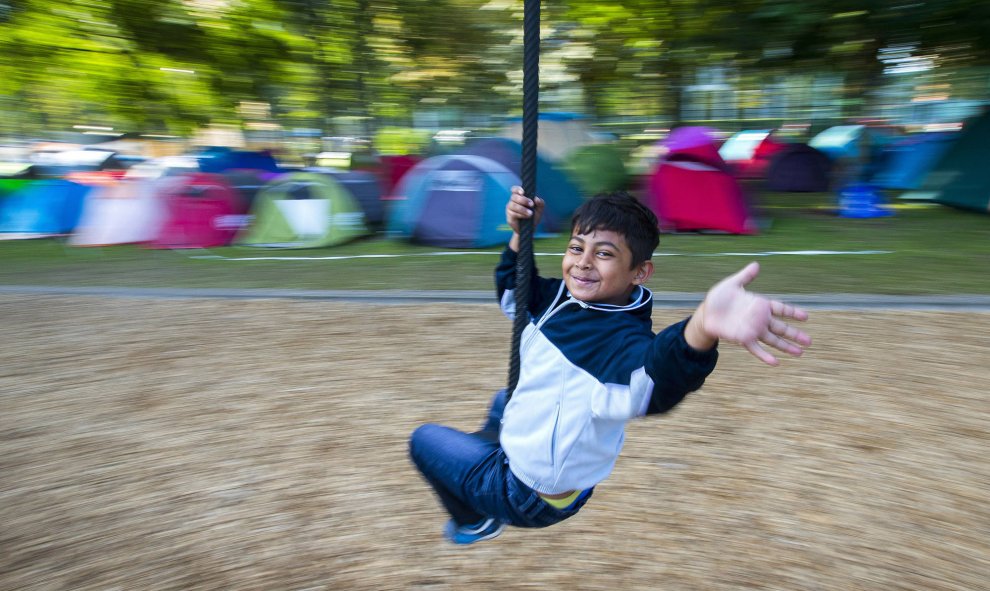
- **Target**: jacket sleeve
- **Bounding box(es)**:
[494,247,554,319]
[643,317,719,415]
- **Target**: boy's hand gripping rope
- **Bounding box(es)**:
[506,0,540,402]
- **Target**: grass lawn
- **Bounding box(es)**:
[1,190,987,294]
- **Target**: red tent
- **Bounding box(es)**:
[379,155,422,196]
[148,173,248,248]
[719,130,788,179]
[748,134,788,178]
[646,127,757,234]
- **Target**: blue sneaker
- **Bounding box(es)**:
[444,517,505,545]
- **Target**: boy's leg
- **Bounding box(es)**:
[462,450,596,530]
[409,423,499,526]
[410,418,591,544]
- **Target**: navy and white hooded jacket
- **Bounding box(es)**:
[496,247,718,495]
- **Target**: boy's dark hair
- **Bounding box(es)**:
[571,191,660,267]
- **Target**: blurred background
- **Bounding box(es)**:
[1,0,989,289]
[1,0,987,166]
[3,6,989,589]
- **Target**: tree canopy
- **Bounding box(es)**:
[1,0,987,139]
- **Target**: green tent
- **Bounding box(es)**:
[0,179,31,213]
[237,172,369,248]
[903,112,989,213]
[561,144,629,197]
[0,179,31,197]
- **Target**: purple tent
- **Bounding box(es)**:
[659,127,727,170]
[765,144,832,192]
[387,154,518,247]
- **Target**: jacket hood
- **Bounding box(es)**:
[565,284,654,319]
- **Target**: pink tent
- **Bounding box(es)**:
[661,126,725,167]
[646,127,757,235]
[148,173,248,248]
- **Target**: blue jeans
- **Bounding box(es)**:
[409,389,592,527]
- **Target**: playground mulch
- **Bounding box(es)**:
[1,295,987,591]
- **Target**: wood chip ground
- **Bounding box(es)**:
[1,296,987,590]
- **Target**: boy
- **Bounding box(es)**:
[409,187,811,545]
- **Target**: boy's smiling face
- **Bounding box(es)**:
[562,228,654,305]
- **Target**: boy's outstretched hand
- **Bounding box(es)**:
[686,262,812,366]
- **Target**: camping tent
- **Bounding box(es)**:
[499,112,604,161]
[148,173,247,248]
[0,179,90,238]
[719,130,788,179]
[902,112,990,212]
[0,179,29,223]
[661,127,725,167]
[64,170,127,186]
[765,144,832,192]
[237,172,369,248]
[463,137,583,232]
[561,144,629,196]
[127,150,280,181]
[305,167,386,227]
[0,179,31,197]
[221,169,280,211]
[809,125,867,160]
[809,124,897,185]
[379,154,422,196]
[871,132,958,191]
[387,154,518,247]
[311,137,381,172]
[646,127,756,234]
[0,180,31,223]
[31,148,126,178]
[70,179,166,246]
[196,147,281,174]
[124,156,201,180]
[0,162,35,179]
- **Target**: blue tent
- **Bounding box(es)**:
[196,147,281,173]
[0,180,90,237]
[871,132,958,190]
[462,137,583,232]
[387,154,518,247]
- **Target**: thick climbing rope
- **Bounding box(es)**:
[505,0,539,401]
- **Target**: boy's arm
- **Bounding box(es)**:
[496,187,549,314]
[644,318,719,414]
[686,262,812,366]
[644,262,811,415]
[495,246,535,301]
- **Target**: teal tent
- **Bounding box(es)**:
[872,132,958,191]
[902,112,990,213]
[463,138,583,232]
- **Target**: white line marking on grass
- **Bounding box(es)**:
[680,250,893,257]
[190,250,893,261]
